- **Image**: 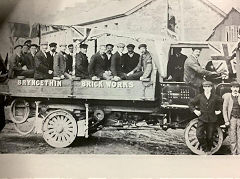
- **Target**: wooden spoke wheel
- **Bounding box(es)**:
[9,99,30,124]
[42,110,77,148]
[184,118,223,155]
[14,117,35,135]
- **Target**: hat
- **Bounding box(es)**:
[202,81,213,87]
[117,43,125,48]
[49,42,57,47]
[23,44,29,47]
[127,44,135,48]
[80,44,88,49]
[138,44,147,49]
[14,44,22,49]
[24,40,32,45]
[30,44,38,48]
[106,44,114,48]
[230,81,240,87]
[192,47,202,51]
[40,41,48,45]
[59,43,67,47]
[68,44,73,48]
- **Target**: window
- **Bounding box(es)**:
[225,25,240,42]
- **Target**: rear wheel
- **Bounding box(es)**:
[184,118,223,155]
[42,110,77,148]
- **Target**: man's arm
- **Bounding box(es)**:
[53,53,60,77]
[110,54,118,76]
[188,94,201,116]
[35,54,49,74]
[222,94,230,124]
[88,55,96,78]
[190,58,213,77]
[141,53,152,79]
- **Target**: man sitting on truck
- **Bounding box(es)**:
[184,48,218,89]
[126,44,153,81]
[89,45,112,80]
[34,41,53,80]
[75,44,89,79]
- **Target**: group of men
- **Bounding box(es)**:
[8,40,153,82]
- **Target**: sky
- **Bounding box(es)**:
[207,0,239,13]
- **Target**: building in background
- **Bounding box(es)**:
[207,8,240,42]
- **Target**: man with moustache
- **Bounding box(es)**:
[53,43,71,79]
[66,44,74,74]
[222,81,240,155]
[126,44,152,81]
[122,44,140,80]
[110,43,125,81]
[89,45,111,80]
[189,81,222,153]
[22,44,38,78]
[184,48,218,89]
[105,44,114,70]
[34,41,53,79]
[46,42,57,71]
[75,44,89,79]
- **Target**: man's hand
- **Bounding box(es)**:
[167,75,173,80]
[194,110,201,117]
[48,70,53,74]
[127,71,134,76]
[22,65,27,70]
[215,110,221,115]
[60,75,65,79]
[225,121,230,127]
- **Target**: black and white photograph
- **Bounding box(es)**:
[0,0,240,177]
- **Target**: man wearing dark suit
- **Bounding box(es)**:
[53,43,71,79]
[8,45,25,78]
[75,44,89,79]
[46,42,57,71]
[66,44,74,74]
[184,48,217,88]
[110,43,125,81]
[167,47,187,82]
[122,44,140,74]
[22,44,38,78]
[105,44,114,70]
[88,45,111,80]
[34,42,53,79]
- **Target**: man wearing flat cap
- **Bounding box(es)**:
[126,44,152,81]
[105,44,114,70]
[21,44,38,78]
[34,41,53,79]
[223,81,240,155]
[122,44,140,79]
[89,45,112,80]
[189,81,222,153]
[66,44,74,74]
[75,44,89,79]
[184,48,218,88]
[46,42,57,71]
[110,43,125,81]
[8,45,25,78]
[53,43,71,79]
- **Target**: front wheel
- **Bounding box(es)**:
[184,118,223,155]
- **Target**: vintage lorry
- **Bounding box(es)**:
[0,36,239,155]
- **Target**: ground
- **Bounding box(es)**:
[0,121,231,155]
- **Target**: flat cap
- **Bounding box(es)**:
[24,40,32,45]
[127,44,135,48]
[40,41,48,45]
[49,42,57,47]
[106,44,114,48]
[68,44,73,48]
[80,44,88,49]
[14,44,22,49]
[138,44,147,49]
[202,81,213,86]
[117,43,125,48]
[30,44,38,48]
[230,81,240,87]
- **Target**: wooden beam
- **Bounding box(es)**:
[236,42,240,83]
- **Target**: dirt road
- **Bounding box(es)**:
[0,122,231,155]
